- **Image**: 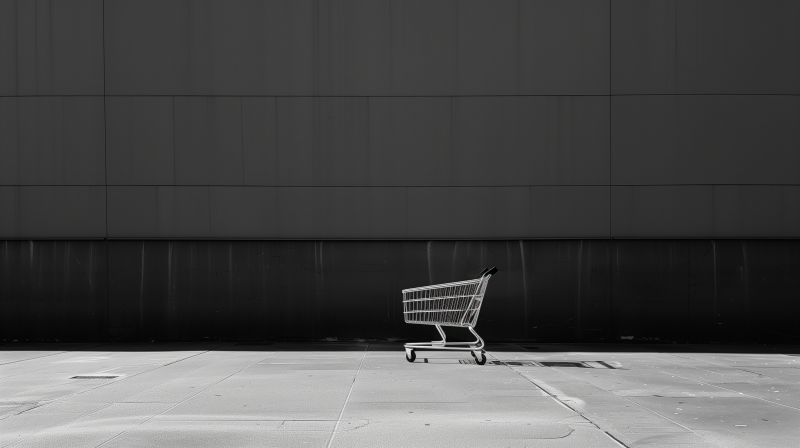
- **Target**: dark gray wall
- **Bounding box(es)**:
[2,239,799,342]
[2,0,798,239]
[2,1,799,342]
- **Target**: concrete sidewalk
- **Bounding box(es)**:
[2,343,799,447]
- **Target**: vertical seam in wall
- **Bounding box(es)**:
[240,97,245,185]
[102,0,108,239]
[207,187,212,238]
[608,0,612,239]
[449,96,453,186]
[103,0,110,340]
[172,97,176,185]
[366,96,371,219]
[13,0,18,95]
[455,0,459,94]
[608,0,613,336]
[16,186,21,237]
[528,186,532,238]
[388,0,393,93]
[405,187,408,238]
[516,0,521,93]
[711,185,715,236]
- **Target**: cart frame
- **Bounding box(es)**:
[402,266,498,364]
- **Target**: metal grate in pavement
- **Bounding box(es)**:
[538,361,591,368]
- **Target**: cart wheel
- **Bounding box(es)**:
[475,352,487,365]
[405,350,416,363]
[470,351,478,359]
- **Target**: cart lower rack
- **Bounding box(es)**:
[402,267,498,365]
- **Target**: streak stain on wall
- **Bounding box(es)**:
[2,240,798,343]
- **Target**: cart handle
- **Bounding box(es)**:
[479,266,498,277]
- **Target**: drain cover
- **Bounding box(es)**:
[539,361,589,368]
[491,361,538,366]
[70,375,119,379]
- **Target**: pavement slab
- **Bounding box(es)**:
[2,342,800,447]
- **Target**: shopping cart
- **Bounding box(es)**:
[402,266,498,365]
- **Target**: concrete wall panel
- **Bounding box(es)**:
[713,186,800,238]
[205,0,270,94]
[103,0,613,96]
[278,187,406,238]
[175,97,244,185]
[314,0,392,96]
[111,186,408,239]
[104,0,209,95]
[276,98,314,186]
[530,186,610,238]
[107,184,800,240]
[407,187,529,238]
[276,187,314,237]
[520,0,610,95]
[457,0,519,95]
[612,0,800,94]
[19,186,106,238]
[611,186,713,237]
[107,186,158,238]
[105,0,318,95]
[368,97,452,186]
[611,0,677,94]
[106,97,175,185]
[109,186,212,238]
[611,95,800,185]
[389,0,458,95]
[4,2,800,241]
[241,97,278,185]
[453,96,610,186]
[0,187,20,237]
[105,0,395,96]
[155,187,211,238]
[277,98,370,186]
[0,0,103,95]
[110,186,280,238]
[209,187,278,238]
[0,101,17,184]
[677,0,800,94]
[258,0,315,95]
[0,97,105,185]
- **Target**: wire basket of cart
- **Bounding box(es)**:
[402,267,498,365]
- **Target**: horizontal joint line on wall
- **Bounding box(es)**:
[5,184,799,188]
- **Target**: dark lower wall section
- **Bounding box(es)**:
[2,240,799,343]
[0,241,107,340]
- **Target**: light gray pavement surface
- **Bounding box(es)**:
[2,343,799,447]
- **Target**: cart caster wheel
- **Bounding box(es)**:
[475,352,487,365]
[405,350,416,363]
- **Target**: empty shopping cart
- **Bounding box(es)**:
[402,267,498,365]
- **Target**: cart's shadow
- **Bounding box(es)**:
[413,357,626,369]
